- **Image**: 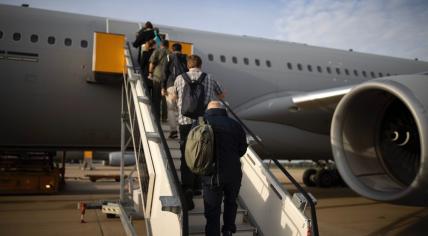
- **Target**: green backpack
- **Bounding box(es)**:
[185,117,215,175]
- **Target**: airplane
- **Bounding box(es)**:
[1,4,428,205]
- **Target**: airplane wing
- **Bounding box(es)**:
[236,85,354,134]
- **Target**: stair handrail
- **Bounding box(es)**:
[219,99,319,236]
[126,42,189,236]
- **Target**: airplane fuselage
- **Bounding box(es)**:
[1,4,427,160]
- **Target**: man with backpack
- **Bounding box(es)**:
[173,54,224,209]
[162,43,188,139]
[201,101,248,236]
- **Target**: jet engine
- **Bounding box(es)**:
[331,74,428,206]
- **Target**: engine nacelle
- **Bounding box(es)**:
[331,74,428,206]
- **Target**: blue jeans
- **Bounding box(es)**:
[202,177,241,236]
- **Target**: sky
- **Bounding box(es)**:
[1,0,428,61]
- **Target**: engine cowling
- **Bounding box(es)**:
[331,74,428,206]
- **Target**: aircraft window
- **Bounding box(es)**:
[336,68,341,75]
[353,69,359,77]
[386,73,391,76]
[326,67,331,74]
[378,72,383,77]
[345,69,350,76]
[13,32,21,41]
[208,54,214,61]
[362,71,367,77]
[287,62,293,70]
[307,65,312,72]
[30,34,38,43]
[48,36,55,45]
[64,38,72,46]
[243,57,249,65]
[80,40,88,48]
[317,66,322,73]
[0,30,3,39]
[232,56,238,64]
[297,63,302,71]
[266,60,271,68]
[220,55,226,63]
[255,59,260,66]
[370,71,376,78]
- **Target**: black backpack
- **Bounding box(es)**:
[171,54,187,77]
[181,72,207,119]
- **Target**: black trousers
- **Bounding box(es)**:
[152,80,161,121]
[179,124,201,190]
[202,177,241,236]
[161,95,168,121]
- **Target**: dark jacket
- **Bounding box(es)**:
[204,108,248,183]
[141,48,155,74]
[132,28,157,48]
[141,48,155,88]
[132,28,158,64]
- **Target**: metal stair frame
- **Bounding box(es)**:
[118,42,185,236]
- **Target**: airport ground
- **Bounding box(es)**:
[0,163,427,236]
[271,167,428,236]
[0,164,143,236]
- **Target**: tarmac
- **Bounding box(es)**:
[1,163,427,236]
[271,167,428,236]
[0,164,145,236]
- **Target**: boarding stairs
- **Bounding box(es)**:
[161,124,256,236]
[111,42,319,236]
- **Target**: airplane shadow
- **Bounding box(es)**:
[61,180,120,195]
[365,208,428,236]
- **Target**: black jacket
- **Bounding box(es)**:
[141,48,155,76]
[163,52,188,89]
[132,28,158,64]
[204,108,248,183]
[132,28,156,48]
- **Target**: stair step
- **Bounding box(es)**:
[166,139,180,149]
[189,224,256,236]
[192,195,204,210]
[171,157,181,170]
[169,148,181,159]
[161,123,172,132]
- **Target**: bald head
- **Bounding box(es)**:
[207,101,224,110]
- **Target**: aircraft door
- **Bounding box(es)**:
[166,39,193,56]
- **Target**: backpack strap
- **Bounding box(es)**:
[198,116,206,125]
[197,73,207,83]
[181,72,191,84]
[181,72,206,84]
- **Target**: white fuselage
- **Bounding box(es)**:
[1,4,427,159]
